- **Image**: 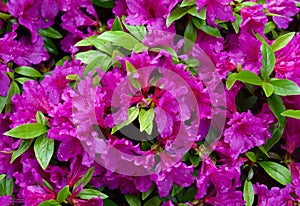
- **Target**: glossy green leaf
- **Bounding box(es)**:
[142,183,155,200]
[184,20,197,53]
[0,174,5,181]
[267,94,286,124]
[4,123,48,139]
[36,111,47,125]
[139,108,155,135]
[74,167,95,189]
[180,0,196,7]
[14,77,31,84]
[246,152,257,162]
[57,185,71,203]
[264,21,276,34]
[235,70,263,86]
[75,50,105,64]
[281,110,300,120]
[172,184,184,196]
[125,194,141,206]
[43,37,58,55]
[226,73,238,90]
[111,107,139,134]
[0,96,7,113]
[122,16,147,41]
[84,53,112,75]
[166,6,191,27]
[10,139,33,163]
[271,32,295,52]
[270,78,300,96]
[38,199,60,206]
[91,0,115,8]
[38,27,63,39]
[262,82,274,97]
[192,18,221,38]
[261,42,275,80]
[258,161,292,185]
[243,180,254,206]
[14,66,43,77]
[34,135,54,170]
[78,189,108,200]
[232,13,242,33]
[187,6,206,20]
[144,196,161,206]
[5,81,20,112]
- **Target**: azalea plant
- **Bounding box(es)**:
[0,0,300,205]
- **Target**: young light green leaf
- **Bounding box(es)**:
[180,0,196,7]
[281,110,300,120]
[57,185,71,203]
[125,194,141,206]
[187,6,206,20]
[258,161,292,185]
[38,199,60,206]
[111,16,123,31]
[246,152,257,162]
[78,189,108,200]
[73,167,95,189]
[14,66,43,78]
[226,73,238,90]
[166,6,191,27]
[4,123,48,139]
[243,180,254,206]
[261,42,275,80]
[271,32,295,52]
[139,108,155,135]
[264,21,276,34]
[34,135,54,170]
[262,82,274,97]
[235,70,263,86]
[122,16,147,41]
[111,107,139,134]
[270,78,300,96]
[75,50,105,64]
[84,53,112,75]
[36,111,47,125]
[38,27,63,39]
[14,77,31,84]
[143,196,162,206]
[10,139,33,163]
[0,174,5,181]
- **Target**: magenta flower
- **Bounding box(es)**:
[0,196,12,206]
[196,0,235,26]
[0,70,10,97]
[265,0,299,29]
[7,0,58,42]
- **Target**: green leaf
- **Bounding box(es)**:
[149,46,179,62]
[184,20,197,53]
[139,108,155,135]
[192,18,221,38]
[43,37,58,55]
[189,155,200,167]
[258,161,292,185]
[103,199,118,206]
[97,31,143,51]
[232,13,242,33]
[270,78,300,96]
[125,194,141,206]
[38,27,63,39]
[38,199,60,206]
[14,77,31,84]
[0,96,7,113]
[4,123,48,139]
[0,12,11,21]
[75,50,105,64]
[126,60,141,89]
[34,135,54,170]
[245,152,257,162]
[264,21,276,34]
[36,111,47,125]
[0,174,5,181]
[144,196,162,206]
[84,54,112,75]
[262,82,274,97]
[122,16,147,41]
[57,185,71,203]
[111,107,139,134]
[187,7,206,20]
[261,42,275,80]
[166,6,191,27]
[111,16,123,31]
[78,189,108,200]
[226,73,238,90]
[142,183,155,200]
[281,110,300,120]
[180,0,196,7]
[56,56,71,66]
[14,66,43,78]
[5,81,20,112]
[182,186,197,202]
[255,33,267,44]
[73,167,95,189]
[10,139,33,163]
[172,184,184,196]
[271,32,295,52]
[42,179,54,191]
[243,180,254,206]
[267,94,286,125]
[91,0,115,8]
[235,70,263,86]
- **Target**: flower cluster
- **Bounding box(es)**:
[0,0,300,205]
